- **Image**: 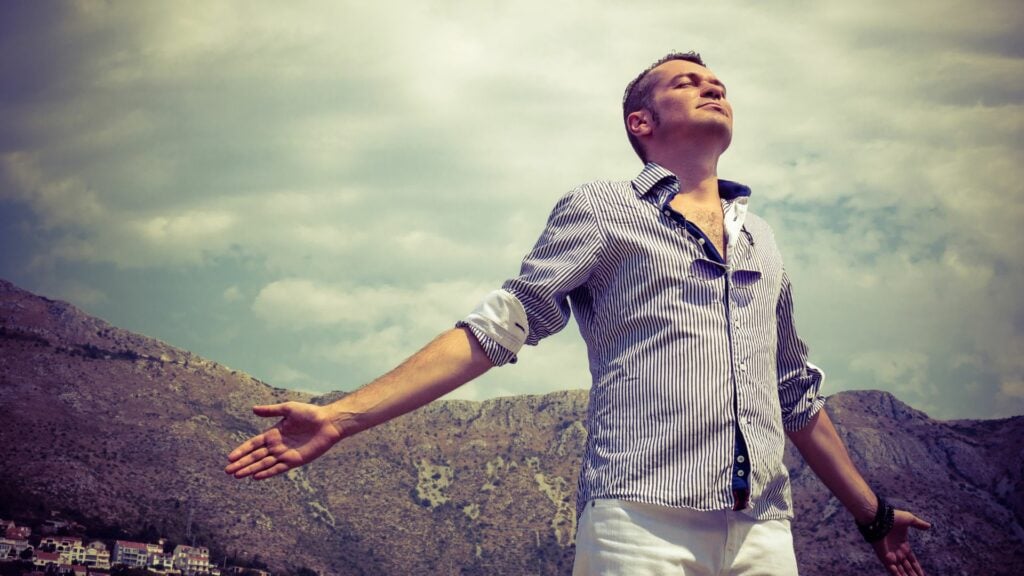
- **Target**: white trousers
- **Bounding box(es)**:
[573,499,799,576]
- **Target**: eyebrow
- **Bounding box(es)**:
[667,72,727,94]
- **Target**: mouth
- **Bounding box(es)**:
[698,102,728,115]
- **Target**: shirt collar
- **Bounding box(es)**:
[630,162,753,204]
[631,162,754,254]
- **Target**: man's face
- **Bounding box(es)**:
[645,59,733,149]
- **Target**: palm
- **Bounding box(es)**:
[225,402,343,480]
[872,509,929,576]
[271,406,339,463]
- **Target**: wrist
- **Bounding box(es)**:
[324,398,368,437]
[855,494,895,543]
[852,496,878,526]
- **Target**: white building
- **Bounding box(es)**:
[0,537,31,558]
[113,540,150,567]
[173,544,217,575]
[59,540,111,569]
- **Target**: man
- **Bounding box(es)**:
[225,52,929,575]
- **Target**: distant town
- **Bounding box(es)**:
[0,517,274,576]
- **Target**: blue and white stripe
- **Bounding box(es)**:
[458,162,825,521]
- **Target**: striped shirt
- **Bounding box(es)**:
[458,162,825,521]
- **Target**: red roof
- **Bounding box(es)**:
[36,551,60,561]
[114,540,148,550]
[5,526,31,539]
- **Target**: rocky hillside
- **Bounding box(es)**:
[1,278,1021,575]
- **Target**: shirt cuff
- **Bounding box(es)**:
[782,362,827,432]
[456,289,530,367]
[457,321,518,366]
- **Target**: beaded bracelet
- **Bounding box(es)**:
[856,494,895,543]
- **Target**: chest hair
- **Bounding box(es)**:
[679,204,726,260]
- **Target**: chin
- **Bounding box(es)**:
[696,121,732,149]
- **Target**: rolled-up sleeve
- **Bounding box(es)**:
[457,186,603,366]
[456,289,528,366]
[775,268,826,431]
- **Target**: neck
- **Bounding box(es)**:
[650,143,722,201]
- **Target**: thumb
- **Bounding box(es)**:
[908,514,931,531]
[252,402,292,418]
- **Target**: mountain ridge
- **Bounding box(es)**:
[1,278,1021,575]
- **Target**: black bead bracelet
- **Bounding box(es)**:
[856,494,895,543]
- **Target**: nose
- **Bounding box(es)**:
[701,82,725,100]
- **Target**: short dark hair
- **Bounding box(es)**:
[622,51,706,163]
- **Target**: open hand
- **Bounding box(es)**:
[225,402,343,480]
[872,509,930,576]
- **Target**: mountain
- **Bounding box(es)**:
[1,278,1021,575]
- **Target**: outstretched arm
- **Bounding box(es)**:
[225,326,492,480]
[787,408,931,576]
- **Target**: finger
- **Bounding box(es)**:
[235,455,278,479]
[253,462,290,480]
[885,562,900,576]
[252,403,291,418]
[908,551,925,576]
[226,433,267,463]
[910,515,931,530]
[894,563,909,576]
[224,447,270,474]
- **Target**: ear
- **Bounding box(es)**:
[627,110,654,138]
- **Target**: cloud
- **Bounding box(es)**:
[222,285,243,303]
[54,281,107,308]
[137,210,235,244]
[1001,379,1024,399]
[251,277,592,401]
[252,277,492,335]
[0,0,1021,418]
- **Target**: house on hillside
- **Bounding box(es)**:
[40,519,71,534]
[148,550,177,573]
[0,535,32,558]
[173,544,218,575]
[49,535,83,553]
[33,550,60,569]
[4,522,31,541]
[60,540,111,569]
[113,540,150,567]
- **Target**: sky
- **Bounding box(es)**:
[1,1,1022,420]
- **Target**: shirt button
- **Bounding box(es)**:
[663,209,671,216]
[737,470,745,477]
[739,363,747,372]
[737,455,745,464]
[741,416,749,425]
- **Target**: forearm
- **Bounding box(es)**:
[786,407,876,524]
[325,326,493,437]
